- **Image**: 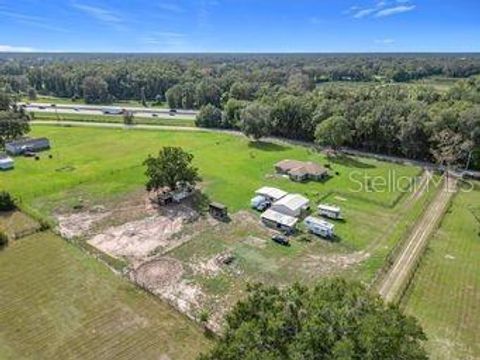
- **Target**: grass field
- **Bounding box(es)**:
[405,186,480,360]
[33,112,196,127]
[2,126,419,217]
[0,231,210,359]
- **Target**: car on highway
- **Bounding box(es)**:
[152,113,158,117]
[38,106,46,110]
[102,107,124,115]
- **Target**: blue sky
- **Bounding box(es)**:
[0,0,478,52]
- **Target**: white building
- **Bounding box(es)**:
[271,194,310,217]
[255,186,287,202]
[304,216,335,238]
[318,204,342,220]
[0,156,14,170]
[261,209,298,232]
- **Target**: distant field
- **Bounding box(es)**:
[405,186,480,360]
[33,112,196,127]
[0,231,210,359]
[23,95,169,108]
[411,76,460,92]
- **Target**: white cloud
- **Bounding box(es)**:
[71,3,124,29]
[348,1,416,19]
[375,38,395,44]
[375,5,416,17]
[0,44,35,52]
[0,10,68,32]
[353,8,378,18]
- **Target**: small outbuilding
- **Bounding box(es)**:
[255,186,287,202]
[209,202,228,221]
[271,194,310,217]
[0,155,14,170]
[318,204,343,220]
[261,209,298,232]
[304,216,335,239]
[5,137,50,156]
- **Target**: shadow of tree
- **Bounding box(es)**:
[247,141,288,152]
[327,154,376,169]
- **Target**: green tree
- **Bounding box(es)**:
[82,76,109,104]
[0,91,30,147]
[199,279,427,360]
[240,102,271,141]
[315,115,351,150]
[27,87,37,101]
[144,147,201,192]
[195,104,222,128]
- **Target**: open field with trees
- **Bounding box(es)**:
[405,186,480,360]
[1,125,442,333]
[0,231,210,359]
[2,54,479,168]
[2,125,419,218]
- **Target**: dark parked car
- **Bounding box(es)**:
[23,150,36,157]
[272,234,290,246]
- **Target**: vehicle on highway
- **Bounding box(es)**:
[74,107,80,111]
[152,113,158,117]
[102,107,124,115]
[38,106,46,110]
[271,234,290,246]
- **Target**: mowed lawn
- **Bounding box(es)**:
[0,232,211,360]
[2,125,419,215]
[405,186,480,360]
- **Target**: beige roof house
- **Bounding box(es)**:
[275,159,328,182]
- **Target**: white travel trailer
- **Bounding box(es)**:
[317,204,342,220]
[304,216,335,239]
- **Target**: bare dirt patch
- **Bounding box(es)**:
[301,251,370,276]
[57,210,111,239]
[87,205,198,262]
[132,258,205,316]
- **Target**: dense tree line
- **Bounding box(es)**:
[1,54,480,106]
[199,77,480,169]
[1,54,479,168]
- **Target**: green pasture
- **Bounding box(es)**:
[405,186,480,360]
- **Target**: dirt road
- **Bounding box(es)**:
[377,175,457,303]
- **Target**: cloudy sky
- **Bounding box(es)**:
[0,0,478,52]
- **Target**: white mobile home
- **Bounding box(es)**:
[318,204,342,220]
[0,156,14,170]
[255,187,287,202]
[304,216,335,239]
[271,194,310,217]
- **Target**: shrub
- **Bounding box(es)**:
[0,231,8,248]
[0,191,15,211]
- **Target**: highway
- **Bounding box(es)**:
[19,102,198,120]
